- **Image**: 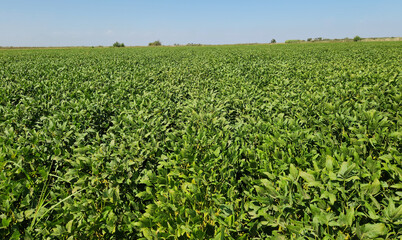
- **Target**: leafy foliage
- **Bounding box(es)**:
[354,36,362,42]
[113,42,125,47]
[0,42,401,239]
[285,39,305,43]
[148,40,162,46]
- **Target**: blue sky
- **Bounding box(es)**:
[1,0,401,46]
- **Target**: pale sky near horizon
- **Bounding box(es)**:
[1,0,401,47]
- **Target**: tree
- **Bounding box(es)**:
[148,40,162,46]
[307,38,312,42]
[271,39,276,44]
[113,42,125,47]
[354,36,362,42]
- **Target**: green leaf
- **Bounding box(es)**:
[52,225,66,236]
[337,162,357,181]
[321,191,336,205]
[24,209,36,219]
[289,164,298,180]
[213,147,221,157]
[10,230,21,240]
[256,179,278,198]
[385,198,402,221]
[325,155,334,171]
[390,183,402,189]
[365,202,380,220]
[66,219,73,233]
[142,228,153,240]
[369,178,381,195]
[1,218,11,228]
[379,154,393,161]
[300,171,315,183]
[360,223,388,239]
[345,207,354,227]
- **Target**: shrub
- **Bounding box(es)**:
[186,43,202,46]
[271,39,276,44]
[354,36,362,42]
[113,42,125,47]
[149,40,162,46]
[307,38,312,42]
[285,39,305,44]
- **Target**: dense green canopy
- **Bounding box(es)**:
[0,42,401,239]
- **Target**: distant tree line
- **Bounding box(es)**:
[111,41,164,47]
[285,36,363,44]
[173,43,203,46]
[110,36,365,48]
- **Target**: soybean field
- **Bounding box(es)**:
[0,42,401,239]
